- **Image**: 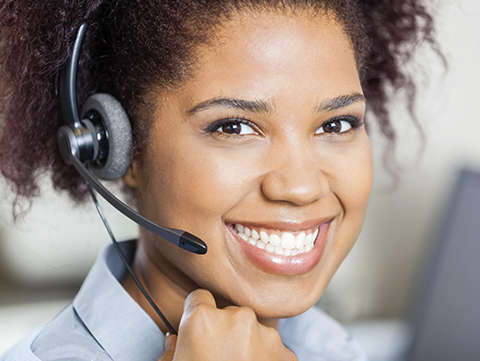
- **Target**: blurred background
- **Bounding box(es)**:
[1,0,479,359]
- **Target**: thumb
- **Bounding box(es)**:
[157,333,178,361]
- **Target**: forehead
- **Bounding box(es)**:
[215,10,352,59]
[165,11,361,112]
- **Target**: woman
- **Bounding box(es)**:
[0,0,439,360]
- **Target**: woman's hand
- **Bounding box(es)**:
[158,332,177,361]
[157,289,297,361]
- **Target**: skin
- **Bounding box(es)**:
[123,10,372,360]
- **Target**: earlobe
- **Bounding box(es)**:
[123,158,141,188]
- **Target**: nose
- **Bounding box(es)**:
[260,141,329,206]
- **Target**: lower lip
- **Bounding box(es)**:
[230,222,331,276]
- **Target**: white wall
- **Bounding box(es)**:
[0,179,138,286]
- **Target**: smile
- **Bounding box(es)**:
[232,224,319,257]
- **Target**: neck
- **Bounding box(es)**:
[121,240,279,334]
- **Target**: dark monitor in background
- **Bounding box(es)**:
[408,168,480,361]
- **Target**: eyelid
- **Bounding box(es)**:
[317,115,363,134]
[203,117,259,134]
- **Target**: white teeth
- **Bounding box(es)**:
[255,241,265,249]
[260,231,269,243]
[233,224,320,256]
[305,233,313,247]
[265,243,275,253]
[270,234,281,247]
[296,232,306,249]
[280,233,296,249]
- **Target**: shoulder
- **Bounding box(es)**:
[278,306,367,361]
[0,328,41,361]
[1,305,111,361]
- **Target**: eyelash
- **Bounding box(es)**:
[203,117,258,136]
[203,115,364,137]
[316,115,364,135]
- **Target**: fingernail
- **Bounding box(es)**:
[164,332,171,347]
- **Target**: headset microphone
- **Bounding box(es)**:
[57,22,207,255]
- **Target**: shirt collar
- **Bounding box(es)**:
[73,241,165,361]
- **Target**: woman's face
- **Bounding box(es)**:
[126,11,372,320]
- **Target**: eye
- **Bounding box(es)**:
[218,121,255,135]
[315,116,360,135]
[205,118,257,135]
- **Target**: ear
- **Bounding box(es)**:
[123,157,142,188]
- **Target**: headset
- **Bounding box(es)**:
[57,22,206,255]
[57,22,207,335]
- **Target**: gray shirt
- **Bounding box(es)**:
[0,241,366,361]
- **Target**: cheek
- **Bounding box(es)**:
[309,135,372,284]
[326,131,372,206]
[328,135,373,245]
[138,137,260,234]
[347,140,373,212]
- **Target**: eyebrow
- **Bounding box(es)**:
[187,92,365,115]
[187,98,273,115]
[315,93,365,113]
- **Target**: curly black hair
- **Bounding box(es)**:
[0,0,441,203]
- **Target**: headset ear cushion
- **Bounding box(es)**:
[82,93,133,180]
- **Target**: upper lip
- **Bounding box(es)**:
[225,216,335,233]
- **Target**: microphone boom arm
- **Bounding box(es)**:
[69,153,207,255]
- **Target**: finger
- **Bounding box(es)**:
[222,305,238,310]
[157,333,177,361]
[183,289,217,314]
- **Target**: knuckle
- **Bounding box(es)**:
[192,288,212,299]
[262,325,283,345]
[190,303,213,321]
[237,306,257,319]
[234,306,257,325]
[181,303,215,334]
